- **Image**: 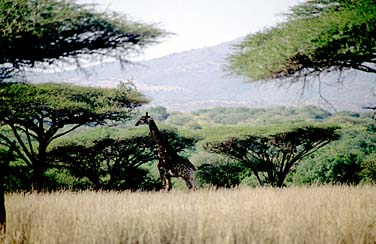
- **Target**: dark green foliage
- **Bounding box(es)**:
[0,0,166,80]
[205,126,340,187]
[48,135,155,190]
[46,128,197,190]
[291,118,376,185]
[360,153,376,183]
[197,161,247,188]
[292,153,363,185]
[0,82,147,190]
[229,0,376,80]
[323,154,362,184]
[43,168,92,190]
[2,161,32,191]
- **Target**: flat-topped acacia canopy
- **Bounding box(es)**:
[0,0,166,80]
[229,0,376,80]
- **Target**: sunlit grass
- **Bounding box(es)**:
[2,185,376,243]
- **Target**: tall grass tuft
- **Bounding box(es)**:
[2,185,376,243]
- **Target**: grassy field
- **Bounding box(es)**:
[1,186,375,244]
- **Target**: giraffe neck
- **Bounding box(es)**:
[148,120,168,155]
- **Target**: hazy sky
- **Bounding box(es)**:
[79,0,305,60]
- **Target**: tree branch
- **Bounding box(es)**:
[25,127,36,160]
[9,124,34,165]
[50,123,84,143]
[0,134,32,166]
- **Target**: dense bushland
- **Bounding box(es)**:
[1,105,374,191]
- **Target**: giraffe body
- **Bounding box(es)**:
[135,113,196,190]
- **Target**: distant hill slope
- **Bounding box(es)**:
[29,39,375,112]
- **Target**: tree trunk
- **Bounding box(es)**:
[276,175,286,188]
[0,143,15,234]
[0,181,5,234]
[33,143,48,191]
[276,170,289,187]
[32,166,46,191]
[253,172,264,186]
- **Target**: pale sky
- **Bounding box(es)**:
[78,0,305,60]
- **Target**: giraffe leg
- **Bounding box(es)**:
[166,176,172,191]
[185,180,193,189]
[186,178,196,190]
[161,177,168,191]
[183,172,196,190]
[158,167,167,190]
[158,167,172,191]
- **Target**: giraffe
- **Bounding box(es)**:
[135,112,196,190]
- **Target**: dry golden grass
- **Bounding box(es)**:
[1,185,375,244]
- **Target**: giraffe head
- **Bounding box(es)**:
[135,112,153,126]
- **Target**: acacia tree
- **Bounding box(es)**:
[0,0,166,80]
[205,126,340,187]
[0,82,148,189]
[47,129,198,190]
[48,135,155,190]
[197,161,246,188]
[229,0,376,80]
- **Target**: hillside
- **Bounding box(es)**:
[29,39,376,112]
